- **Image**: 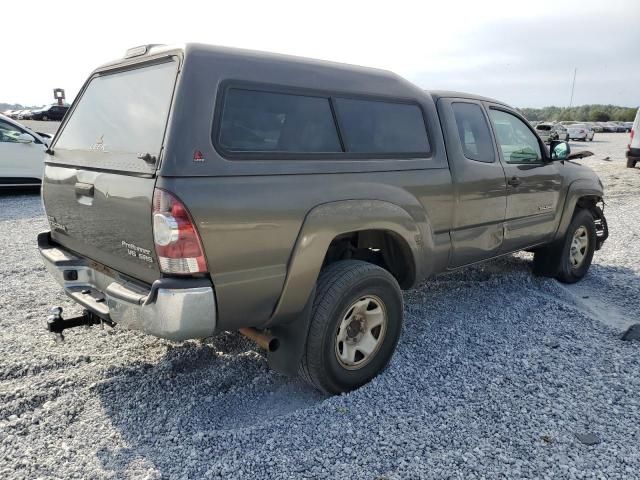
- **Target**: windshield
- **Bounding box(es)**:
[536,125,552,131]
[55,59,177,159]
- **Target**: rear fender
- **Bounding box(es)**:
[265,199,428,376]
[268,199,427,328]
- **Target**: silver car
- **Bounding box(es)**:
[552,124,569,141]
[567,124,594,141]
[534,122,558,143]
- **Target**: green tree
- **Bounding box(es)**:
[589,110,610,122]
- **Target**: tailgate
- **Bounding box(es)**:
[43,165,159,283]
[42,58,179,284]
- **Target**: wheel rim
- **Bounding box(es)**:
[569,225,589,268]
[335,295,387,370]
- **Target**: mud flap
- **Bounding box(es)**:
[267,287,316,377]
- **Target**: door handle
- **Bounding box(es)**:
[74,182,94,197]
[507,176,522,187]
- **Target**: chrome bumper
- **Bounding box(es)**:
[37,232,217,341]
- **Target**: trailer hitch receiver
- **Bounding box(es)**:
[47,307,103,341]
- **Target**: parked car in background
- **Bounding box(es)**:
[627,109,640,168]
[30,104,69,121]
[0,113,50,187]
[15,109,30,120]
[618,122,632,133]
[534,122,558,143]
[552,123,569,141]
[587,122,604,132]
[567,124,595,141]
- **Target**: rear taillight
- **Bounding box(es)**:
[152,188,207,274]
[630,129,635,149]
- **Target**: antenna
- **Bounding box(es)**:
[569,68,577,108]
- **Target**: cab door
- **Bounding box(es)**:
[437,98,507,267]
[485,105,562,253]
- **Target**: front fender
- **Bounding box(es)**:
[553,178,603,242]
[267,200,427,327]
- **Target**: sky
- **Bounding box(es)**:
[2,0,638,108]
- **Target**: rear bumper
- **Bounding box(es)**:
[38,231,217,341]
[627,148,640,161]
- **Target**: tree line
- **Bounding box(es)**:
[518,104,638,122]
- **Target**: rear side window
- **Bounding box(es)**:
[218,89,341,153]
[55,60,177,157]
[335,98,429,154]
[451,102,494,162]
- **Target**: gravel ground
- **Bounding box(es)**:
[1,133,639,479]
[22,120,61,136]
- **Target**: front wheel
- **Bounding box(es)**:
[533,209,596,283]
[42,115,49,121]
[627,157,638,168]
[298,260,403,394]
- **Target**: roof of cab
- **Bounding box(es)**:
[428,90,511,107]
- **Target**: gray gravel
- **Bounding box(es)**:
[1,133,639,479]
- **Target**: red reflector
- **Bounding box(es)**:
[193,150,205,162]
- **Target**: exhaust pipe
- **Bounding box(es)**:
[239,327,279,352]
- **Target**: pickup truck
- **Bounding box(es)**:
[39,44,608,394]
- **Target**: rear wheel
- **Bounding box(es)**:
[299,260,403,394]
[627,157,637,168]
[533,209,596,283]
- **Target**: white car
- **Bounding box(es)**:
[567,124,594,141]
[0,114,51,187]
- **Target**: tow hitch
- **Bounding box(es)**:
[46,307,104,341]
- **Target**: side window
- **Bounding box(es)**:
[451,102,494,162]
[334,98,430,154]
[218,89,341,153]
[0,120,24,143]
[488,109,542,164]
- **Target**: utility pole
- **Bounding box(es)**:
[569,68,577,108]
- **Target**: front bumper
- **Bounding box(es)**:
[38,232,217,341]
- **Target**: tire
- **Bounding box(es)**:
[298,260,403,394]
[533,209,596,283]
[42,115,48,121]
[627,157,638,168]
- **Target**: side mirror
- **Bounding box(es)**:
[16,133,34,144]
[550,140,570,161]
